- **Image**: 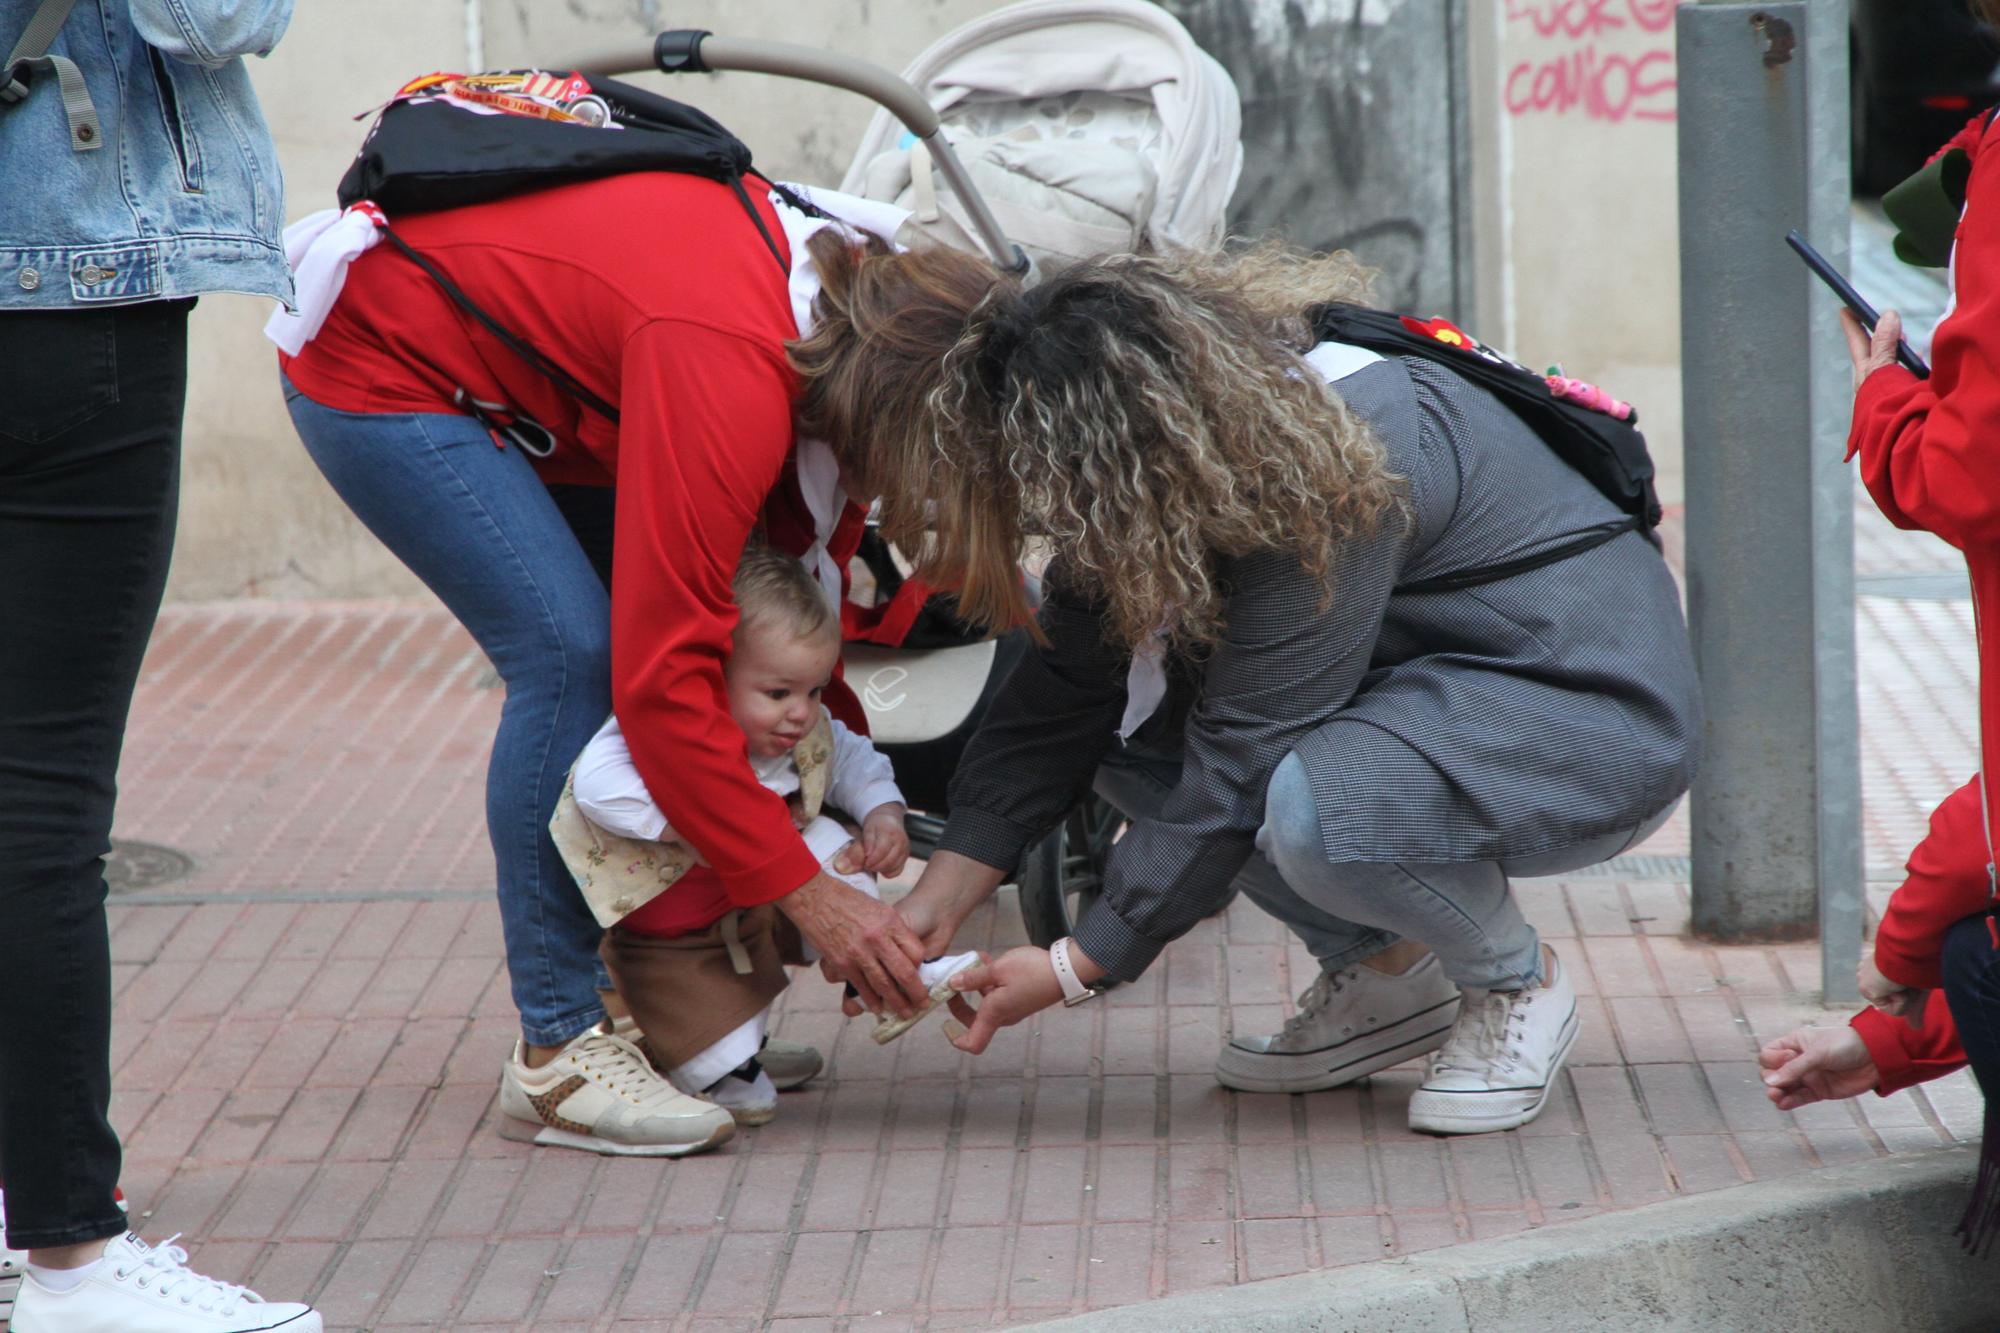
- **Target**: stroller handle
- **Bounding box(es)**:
[567,30,1029,275]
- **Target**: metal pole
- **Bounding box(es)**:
[1803,1,1862,1004]
[1678,2,1861,995]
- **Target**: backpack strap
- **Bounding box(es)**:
[376,221,622,425]
[1393,518,1640,595]
[727,171,792,274]
[375,171,805,431]
[1306,302,1660,593]
[0,0,103,152]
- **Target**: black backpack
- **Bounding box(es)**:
[1307,303,1663,593]
[334,70,810,430]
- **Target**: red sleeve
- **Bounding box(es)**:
[1852,996,1968,1095]
[609,318,821,907]
[1849,124,2000,548]
[1875,775,1996,989]
[1933,110,1994,164]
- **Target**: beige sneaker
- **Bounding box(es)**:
[498,1023,735,1156]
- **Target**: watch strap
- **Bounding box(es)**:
[1051,936,1098,1006]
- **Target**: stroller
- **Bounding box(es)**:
[569,0,1244,946]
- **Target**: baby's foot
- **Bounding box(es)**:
[872,952,981,1045]
[703,1056,779,1126]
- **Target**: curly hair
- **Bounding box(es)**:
[790,234,1403,654]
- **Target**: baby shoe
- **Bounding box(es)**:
[872,952,982,1044]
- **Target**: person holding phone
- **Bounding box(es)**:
[1762,68,2000,1254]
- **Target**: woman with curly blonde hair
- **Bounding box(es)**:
[794,234,1700,1136]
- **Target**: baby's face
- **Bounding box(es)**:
[726,622,841,760]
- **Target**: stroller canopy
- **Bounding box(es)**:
[840,0,1242,268]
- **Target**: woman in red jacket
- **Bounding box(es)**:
[1761,94,2000,1253]
[276,169,940,1157]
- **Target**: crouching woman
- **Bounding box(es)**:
[790,240,1702,1135]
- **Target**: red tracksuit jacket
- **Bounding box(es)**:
[1845,113,2000,1087]
[282,172,864,909]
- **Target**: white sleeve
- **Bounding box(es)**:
[570,713,675,843]
[824,717,905,820]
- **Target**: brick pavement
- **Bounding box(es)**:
[3,494,1986,1332]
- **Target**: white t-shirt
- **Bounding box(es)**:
[571,708,905,846]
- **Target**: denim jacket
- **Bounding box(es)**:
[0,0,294,309]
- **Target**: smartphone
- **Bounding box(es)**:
[1785,230,1931,379]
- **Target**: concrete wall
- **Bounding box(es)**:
[1470,0,1686,504]
[172,0,1688,602]
[1166,1,1472,317]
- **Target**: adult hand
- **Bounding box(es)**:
[777,870,929,1018]
[941,946,1066,1054]
[900,849,1008,956]
[1758,1025,1880,1110]
[1840,307,1903,391]
[1857,955,1929,1029]
[830,850,1011,1019]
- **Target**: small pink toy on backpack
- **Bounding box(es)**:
[1546,374,1634,422]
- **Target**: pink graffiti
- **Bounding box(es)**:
[1505,0,1680,39]
[1504,43,1677,123]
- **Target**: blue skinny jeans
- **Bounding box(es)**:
[1096,746,1673,992]
[284,381,614,1046]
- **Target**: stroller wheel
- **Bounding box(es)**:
[1015,791,1123,959]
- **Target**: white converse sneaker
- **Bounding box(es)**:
[498,1022,736,1156]
[1214,953,1461,1093]
[10,1232,320,1332]
[2,1185,127,1324]
[702,1058,780,1126]
[0,1210,23,1327]
[1407,948,1578,1135]
[871,951,983,1045]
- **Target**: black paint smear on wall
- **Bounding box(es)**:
[1161,0,1463,317]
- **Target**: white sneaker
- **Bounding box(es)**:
[701,1059,780,1126]
[9,1232,320,1332]
[2,1185,127,1325]
[1214,953,1461,1093]
[870,951,982,1045]
[1,1213,23,1327]
[1407,948,1578,1135]
[498,1022,736,1156]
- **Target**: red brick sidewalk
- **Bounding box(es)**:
[11,502,1985,1332]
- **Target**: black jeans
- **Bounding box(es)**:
[0,298,191,1250]
[1941,908,2000,1253]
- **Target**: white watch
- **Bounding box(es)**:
[1050,936,1102,1007]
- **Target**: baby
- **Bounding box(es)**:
[551,545,975,1125]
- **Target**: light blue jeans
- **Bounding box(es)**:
[284,380,613,1046]
[1096,748,1674,992]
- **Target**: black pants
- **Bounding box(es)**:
[0,299,191,1250]
[1941,908,2000,1253]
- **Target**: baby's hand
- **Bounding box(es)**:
[860,803,910,878]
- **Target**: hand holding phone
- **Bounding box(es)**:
[1785,230,1930,379]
